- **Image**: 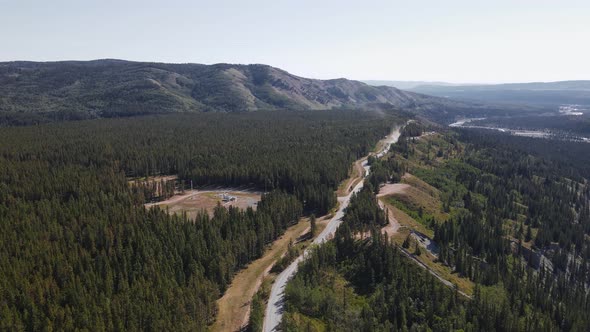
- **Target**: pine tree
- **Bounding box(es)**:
[414,242,422,256]
[525,225,532,242]
[403,234,411,249]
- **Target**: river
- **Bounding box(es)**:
[449,118,590,142]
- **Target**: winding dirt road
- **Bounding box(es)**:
[262,125,402,332]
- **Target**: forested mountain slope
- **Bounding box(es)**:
[0,60,517,125]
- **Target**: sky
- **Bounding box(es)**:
[1,0,589,83]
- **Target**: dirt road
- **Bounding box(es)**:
[378,200,401,236]
[262,125,402,332]
[211,219,311,332]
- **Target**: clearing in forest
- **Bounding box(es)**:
[378,173,474,296]
[146,189,261,219]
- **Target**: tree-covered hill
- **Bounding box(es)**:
[0,59,519,125]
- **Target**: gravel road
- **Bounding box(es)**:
[262,125,402,332]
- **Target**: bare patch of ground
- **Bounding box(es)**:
[376,183,409,237]
[377,183,411,197]
[381,199,433,238]
[145,189,261,219]
[378,200,401,237]
[337,158,366,196]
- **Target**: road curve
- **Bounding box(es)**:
[263,125,402,332]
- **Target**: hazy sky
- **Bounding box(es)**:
[1,0,589,83]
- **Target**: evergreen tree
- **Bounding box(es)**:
[403,234,411,249]
[525,225,533,242]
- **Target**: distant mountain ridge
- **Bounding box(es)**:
[367,80,590,107]
[362,80,464,90]
[0,59,526,125]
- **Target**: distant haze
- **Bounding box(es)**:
[1,0,589,83]
[363,81,465,90]
[366,80,590,108]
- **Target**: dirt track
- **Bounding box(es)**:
[144,190,198,208]
[378,200,401,236]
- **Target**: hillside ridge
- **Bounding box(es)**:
[0,59,520,125]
